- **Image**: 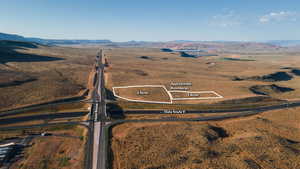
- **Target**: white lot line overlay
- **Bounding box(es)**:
[112,85,224,104]
[112,85,173,104]
[169,90,223,100]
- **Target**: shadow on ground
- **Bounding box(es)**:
[105,88,116,101]
[107,103,125,119]
[0,40,64,64]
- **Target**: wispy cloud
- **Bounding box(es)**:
[259,11,297,23]
[210,10,241,28]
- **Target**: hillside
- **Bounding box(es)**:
[3,32,300,53]
[0,32,111,45]
[0,40,97,111]
[0,33,27,42]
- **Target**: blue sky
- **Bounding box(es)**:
[1,0,300,41]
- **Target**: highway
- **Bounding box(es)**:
[0,111,88,125]
[0,49,108,169]
[1,100,300,169]
[0,121,88,131]
[91,49,108,169]
[0,93,87,118]
[118,101,300,114]
[2,49,300,169]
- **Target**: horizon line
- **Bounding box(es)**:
[1,32,300,43]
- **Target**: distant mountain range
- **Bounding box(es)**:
[1,32,300,48]
[170,40,300,47]
[0,32,112,45]
[0,32,27,41]
[266,40,300,47]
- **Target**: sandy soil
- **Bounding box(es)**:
[5,125,87,169]
[104,48,300,110]
[0,42,97,111]
[110,107,300,169]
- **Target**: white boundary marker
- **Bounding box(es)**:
[169,90,223,100]
[112,85,173,104]
[112,85,223,104]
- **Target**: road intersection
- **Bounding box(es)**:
[2,49,300,169]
